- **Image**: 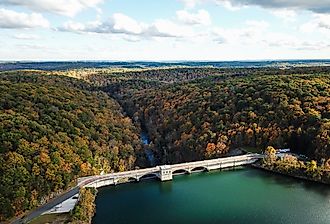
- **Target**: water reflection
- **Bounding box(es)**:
[94,168,330,224]
[243,168,330,197]
[159,181,173,193]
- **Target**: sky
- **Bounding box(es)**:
[0,0,330,61]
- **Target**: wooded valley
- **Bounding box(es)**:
[0,66,329,221]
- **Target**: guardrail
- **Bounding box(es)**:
[78,154,263,187]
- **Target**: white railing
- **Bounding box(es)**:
[78,154,263,187]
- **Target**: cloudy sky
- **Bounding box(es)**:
[0,0,330,61]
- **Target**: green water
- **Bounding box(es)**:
[93,168,330,224]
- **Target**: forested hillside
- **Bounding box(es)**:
[0,74,142,221]
[98,71,330,164]
[1,67,329,221]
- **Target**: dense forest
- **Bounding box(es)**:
[0,73,142,221]
[87,67,330,164]
[0,66,329,221]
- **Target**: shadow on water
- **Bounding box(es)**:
[93,166,330,224]
[159,181,173,193]
[244,167,330,197]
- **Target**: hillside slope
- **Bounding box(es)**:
[104,73,330,163]
[0,74,142,221]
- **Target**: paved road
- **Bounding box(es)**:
[10,154,263,223]
[11,187,79,224]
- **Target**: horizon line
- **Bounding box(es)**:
[1,59,330,63]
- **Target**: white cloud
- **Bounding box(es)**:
[176,9,211,25]
[16,43,49,50]
[245,20,269,30]
[300,21,315,33]
[295,41,330,51]
[59,13,195,39]
[264,32,330,50]
[180,0,204,9]
[60,21,86,33]
[271,9,297,22]
[264,33,300,48]
[13,33,40,40]
[300,14,330,33]
[0,0,103,17]
[146,19,195,37]
[111,13,144,35]
[60,13,146,35]
[0,8,49,29]
[216,0,330,14]
[180,0,330,14]
[2,0,328,60]
[213,20,329,51]
[213,20,269,44]
[214,0,242,11]
[180,0,242,10]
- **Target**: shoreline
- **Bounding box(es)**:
[251,163,330,186]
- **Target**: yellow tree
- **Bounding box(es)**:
[306,160,317,174]
[278,154,299,172]
[265,146,276,159]
[324,158,330,171]
[263,146,277,168]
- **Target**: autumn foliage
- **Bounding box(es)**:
[1,66,330,221]
[0,74,142,221]
[103,70,330,164]
[70,188,97,224]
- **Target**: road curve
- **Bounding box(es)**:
[11,187,79,224]
[10,154,263,223]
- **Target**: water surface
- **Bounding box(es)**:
[93,168,330,224]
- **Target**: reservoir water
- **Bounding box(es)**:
[93,168,330,224]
